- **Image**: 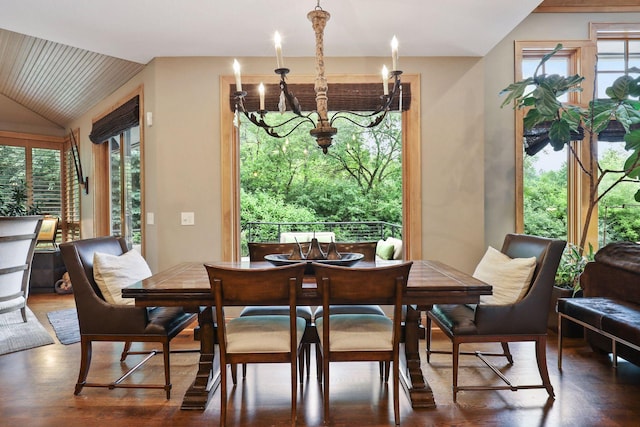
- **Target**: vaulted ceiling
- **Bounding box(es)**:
[0,0,547,130]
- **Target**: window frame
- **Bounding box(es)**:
[219,73,422,262]
[514,41,597,247]
[92,86,145,253]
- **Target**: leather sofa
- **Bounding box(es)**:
[558,241,640,366]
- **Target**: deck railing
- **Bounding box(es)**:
[242,221,402,255]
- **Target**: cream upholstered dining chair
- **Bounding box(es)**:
[238,242,314,379]
[205,262,307,427]
[59,236,197,399]
[426,233,565,402]
[312,241,387,377]
[313,261,413,426]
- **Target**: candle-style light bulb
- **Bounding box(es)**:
[382,65,389,96]
[391,36,399,71]
[274,32,284,69]
[233,59,242,92]
[258,83,265,111]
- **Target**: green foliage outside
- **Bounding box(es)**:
[239,113,403,254]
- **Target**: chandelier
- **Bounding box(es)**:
[232,1,403,154]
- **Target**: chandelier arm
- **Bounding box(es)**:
[330,110,391,129]
[242,110,316,137]
[280,77,303,116]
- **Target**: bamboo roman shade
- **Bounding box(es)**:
[89,96,140,144]
[228,83,411,113]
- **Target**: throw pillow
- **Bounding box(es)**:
[385,236,403,260]
[93,249,152,305]
[473,246,536,305]
[376,240,395,260]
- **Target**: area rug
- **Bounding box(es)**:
[0,307,55,355]
[47,308,80,345]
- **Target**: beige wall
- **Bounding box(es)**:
[69,55,486,274]
[17,11,640,275]
[0,93,65,136]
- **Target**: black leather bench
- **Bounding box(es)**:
[558,297,640,369]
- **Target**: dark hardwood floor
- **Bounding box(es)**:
[2,293,640,426]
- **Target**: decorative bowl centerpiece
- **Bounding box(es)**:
[264,238,364,274]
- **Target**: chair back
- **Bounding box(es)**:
[60,236,147,335]
[475,234,565,334]
[204,262,307,351]
[0,215,43,314]
[332,241,377,261]
[313,262,413,350]
[248,242,299,261]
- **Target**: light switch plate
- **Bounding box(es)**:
[181,212,195,225]
[146,212,154,225]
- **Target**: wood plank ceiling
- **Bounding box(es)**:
[0,28,144,128]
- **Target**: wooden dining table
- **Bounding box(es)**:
[122,259,491,411]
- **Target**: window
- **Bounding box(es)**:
[516,24,640,249]
[593,25,640,245]
[0,132,80,241]
[220,74,422,261]
[91,90,144,252]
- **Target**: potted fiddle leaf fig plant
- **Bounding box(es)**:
[499,44,636,335]
[500,43,640,257]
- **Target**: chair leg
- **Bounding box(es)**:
[323,351,330,424]
[393,360,400,426]
[220,361,227,427]
[426,315,432,363]
[75,338,92,395]
[291,349,298,426]
[535,337,555,399]
[452,340,460,402]
[501,341,514,364]
[316,345,323,381]
[384,361,390,382]
[231,363,238,385]
[120,341,132,362]
[296,344,309,382]
[305,343,311,376]
[20,306,27,323]
[163,341,171,399]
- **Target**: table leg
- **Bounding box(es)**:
[181,306,220,410]
[400,304,436,408]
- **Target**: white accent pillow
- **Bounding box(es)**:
[93,250,152,305]
[474,246,536,306]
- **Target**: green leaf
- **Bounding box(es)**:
[499,79,533,108]
[606,75,635,100]
[534,87,562,117]
[523,109,545,130]
[549,120,571,149]
[623,150,640,178]
[635,188,640,203]
[561,107,582,132]
[624,129,640,151]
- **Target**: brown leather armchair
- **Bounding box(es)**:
[426,233,565,401]
[60,236,196,399]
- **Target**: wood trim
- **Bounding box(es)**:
[535,1,640,13]
[0,131,65,153]
[220,73,422,262]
